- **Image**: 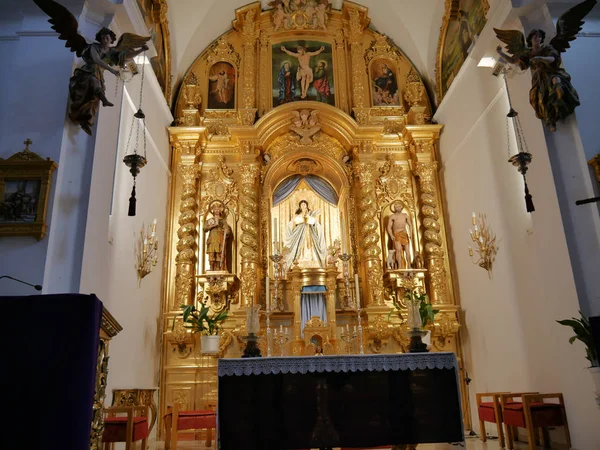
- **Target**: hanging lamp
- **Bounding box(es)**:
[503,71,535,213]
[123,52,148,216]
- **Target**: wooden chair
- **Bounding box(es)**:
[102,405,149,450]
[164,402,217,450]
[477,392,510,447]
[501,393,571,450]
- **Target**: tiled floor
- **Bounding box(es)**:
[151,434,570,449]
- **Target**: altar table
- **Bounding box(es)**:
[218,353,464,450]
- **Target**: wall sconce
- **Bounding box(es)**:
[468,212,498,279]
[135,219,158,286]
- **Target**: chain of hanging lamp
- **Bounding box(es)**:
[503,70,535,213]
[123,52,148,217]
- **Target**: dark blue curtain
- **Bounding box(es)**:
[273,175,338,206]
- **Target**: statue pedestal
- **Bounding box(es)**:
[408,329,429,353]
[241,333,262,358]
[196,272,240,310]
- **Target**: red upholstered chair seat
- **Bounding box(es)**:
[103,416,149,442]
[176,409,216,431]
[503,402,565,428]
[478,401,520,422]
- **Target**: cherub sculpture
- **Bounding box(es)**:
[495,0,596,131]
[290,109,321,144]
[34,0,150,135]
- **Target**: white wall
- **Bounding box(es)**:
[436,50,600,450]
[0,22,76,295]
[103,63,172,444]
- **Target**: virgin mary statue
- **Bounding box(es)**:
[285,200,326,269]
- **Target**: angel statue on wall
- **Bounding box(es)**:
[290,109,321,144]
[33,0,151,135]
[495,0,597,131]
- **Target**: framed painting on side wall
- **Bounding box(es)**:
[437,0,489,101]
[0,140,57,240]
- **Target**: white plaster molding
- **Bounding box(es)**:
[123,86,171,176]
[0,35,19,41]
[122,0,150,36]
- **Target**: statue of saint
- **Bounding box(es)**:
[284,200,326,269]
[204,201,232,272]
[386,202,412,270]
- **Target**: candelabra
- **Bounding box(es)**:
[340,324,357,354]
[338,252,354,309]
[356,289,365,355]
[273,327,290,356]
[135,219,158,286]
[468,212,498,279]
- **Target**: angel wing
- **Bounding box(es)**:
[290,110,302,126]
[550,0,597,53]
[493,28,527,58]
[33,0,87,56]
[113,33,152,53]
[308,110,319,126]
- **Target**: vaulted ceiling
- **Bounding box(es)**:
[167,0,445,93]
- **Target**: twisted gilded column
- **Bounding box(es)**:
[353,162,384,306]
[174,163,201,309]
[413,161,449,305]
[239,164,260,305]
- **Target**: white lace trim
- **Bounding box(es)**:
[218,352,457,377]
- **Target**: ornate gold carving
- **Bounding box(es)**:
[200,156,238,219]
[589,154,600,187]
[382,118,404,135]
[287,158,322,175]
[111,389,158,438]
[150,0,172,103]
[305,316,326,328]
[289,109,321,144]
[218,329,234,357]
[413,161,448,304]
[376,154,414,211]
[364,32,404,65]
[269,0,330,31]
[432,312,460,350]
[206,37,241,70]
[368,314,390,353]
[334,29,349,112]
[371,107,405,117]
[204,110,238,120]
[346,7,366,108]
[239,109,257,126]
[89,338,108,450]
[239,164,260,305]
[353,162,384,305]
[175,164,201,309]
[404,67,425,107]
[182,72,202,109]
[172,389,190,411]
[392,324,410,353]
[206,120,231,140]
[269,132,344,162]
[241,10,257,110]
[259,30,271,116]
[171,319,192,358]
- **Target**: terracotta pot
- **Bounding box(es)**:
[201,335,220,355]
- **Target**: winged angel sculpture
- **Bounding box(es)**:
[34,0,150,135]
[290,109,321,144]
[495,0,596,131]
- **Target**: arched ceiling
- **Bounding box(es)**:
[167,0,445,94]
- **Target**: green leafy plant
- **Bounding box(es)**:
[177,304,229,336]
[388,290,439,329]
[557,311,598,367]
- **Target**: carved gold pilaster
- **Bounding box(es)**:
[412,160,449,305]
[259,30,271,117]
[333,29,350,114]
[89,338,108,450]
[175,163,202,309]
[589,154,600,187]
[240,9,258,123]
[180,72,201,126]
[239,163,260,305]
[353,162,384,306]
[344,5,368,112]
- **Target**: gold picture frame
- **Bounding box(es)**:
[0,139,58,240]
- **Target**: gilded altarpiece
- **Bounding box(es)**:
[161,1,469,439]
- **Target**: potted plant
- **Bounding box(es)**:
[178,304,229,355]
[557,311,599,405]
[390,290,439,350]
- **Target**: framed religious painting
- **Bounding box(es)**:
[272,40,335,107]
[135,0,171,103]
[0,140,57,240]
[369,58,401,107]
[436,0,489,100]
[207,62,236,109]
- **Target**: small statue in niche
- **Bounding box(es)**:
[290,109,321,144]
[386,202,412,270]
[326,239,341,267]
[34,0,150,135]
[494,0,597,131]
[204,200,232,272]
